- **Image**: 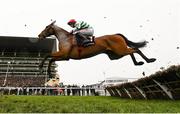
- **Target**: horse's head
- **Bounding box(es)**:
[38,21,56,40]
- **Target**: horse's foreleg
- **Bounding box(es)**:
[47,56,65,78]
[46,50,70,78]
[47,59,55,78]
[130,54,144,65]
[136,49,156,63]
[39,54,50,73]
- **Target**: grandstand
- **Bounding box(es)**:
[0,36,98,96]
[0,36,57,87]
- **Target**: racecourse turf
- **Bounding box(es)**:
[0,95,180,113]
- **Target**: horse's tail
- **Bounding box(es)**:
[116,33,147,48]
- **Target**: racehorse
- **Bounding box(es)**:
[38,21,156,78]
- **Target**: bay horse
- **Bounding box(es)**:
[38,21,156,78]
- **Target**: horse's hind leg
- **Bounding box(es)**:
[136,49,156,63]
[130,53,144,65]
[123,48,145,65]
[111,46,144,65]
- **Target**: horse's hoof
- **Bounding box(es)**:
[135,61,144,65]
[148,58,156,63]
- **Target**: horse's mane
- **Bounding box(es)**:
[53,25,71,36]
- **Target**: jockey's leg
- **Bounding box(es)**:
[77,28,94,47]
[75,32,94,47]
[75,33,86,46]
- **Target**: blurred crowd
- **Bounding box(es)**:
[0,76,45,87]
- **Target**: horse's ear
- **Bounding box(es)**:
[51,20,56,25]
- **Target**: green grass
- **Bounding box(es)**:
[0,95,180,113]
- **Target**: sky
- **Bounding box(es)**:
[0,0,179,85]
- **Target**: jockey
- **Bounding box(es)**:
[67,19,95,47]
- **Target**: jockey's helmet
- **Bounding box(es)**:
[67,19,76,25]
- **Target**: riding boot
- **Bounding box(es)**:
[82,38,94,47]
[80,34,95,47]
[83,41,94,47]
[84,36,95,47]
[75,33,84,46]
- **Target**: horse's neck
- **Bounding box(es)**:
[53,25,71,45]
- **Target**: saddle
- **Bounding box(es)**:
[75,33,95,47]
